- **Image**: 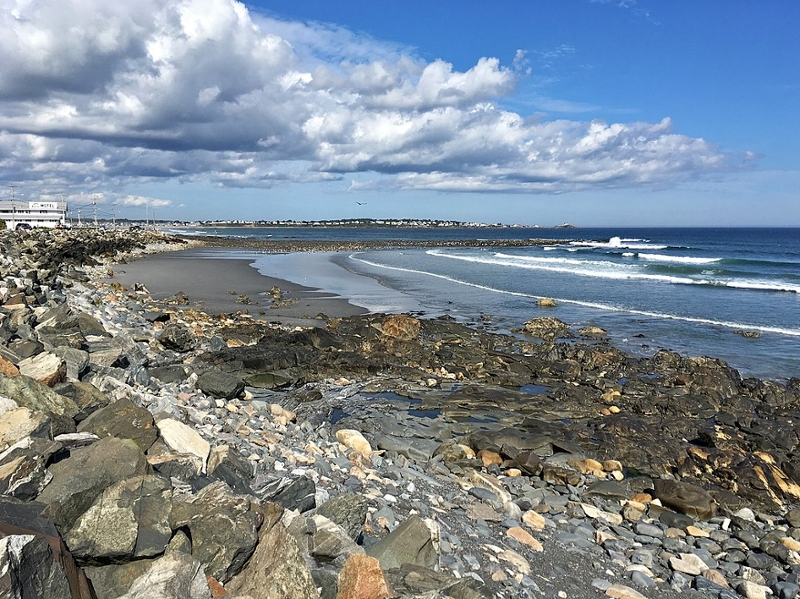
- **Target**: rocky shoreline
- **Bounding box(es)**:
[1,229,800,599]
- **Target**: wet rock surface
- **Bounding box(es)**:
[0,228,799,598]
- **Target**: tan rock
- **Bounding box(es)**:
[631,493,652,504]
[603,459,623,472]
[605,584,648,599]
[269,403,296,422]
[157,418,211,473]
[0,407,50,449]
[686,525,710,538]
[466,503,503,523]
[506,527,543,552]
[477,450,502,468]
[336,429,372,456]
[336,554,391,599]
[622,504,644,523]
[601,389,620,402]
[522,510,546,530]
[18,352,66,387]
[669,553,708,576]
[0,356,19,377]
[702,569,730,588]
[536,298,558,307]
[737,581,771,599]
[505,468,522,477]
[498,548,530,575]
[782,537,800,552]
[581,503,623,525]
[380,314,420,342]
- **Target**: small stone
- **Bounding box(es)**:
[507,527,543,552]
[477,450,502,467]
[737,581,772,599]
[686,525,710,538]
[782,537,800,552]
[670,553,708,576]
[702,569,730,588]
[336,430,372,456]
[498,548,531,575]
[605,583,648,599]
[522,510,546,530]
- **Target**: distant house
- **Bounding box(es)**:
[0,200,68,229]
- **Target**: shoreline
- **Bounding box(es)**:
[107,248,369,328]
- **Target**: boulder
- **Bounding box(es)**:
[196,368,244,400]
[0,374,79,435]
[261,475,316,513]
[313,493,368,542]
[336,554,392,599]
[157,324,194,353]
[0,437,60,500]
[522,317,570,339]
[17,352,67,387]
[84,335,126,368]
[65,474,173,561]
[156,419,210,474]
[52,380,109,422]
[0,498,94,599]
[170,481,261,582]
[0,355,19,377]
[305,514,365,562]
[226,502,320,599]
[0,407,50,451]
[367,515,438,571]
[51,347,90,381]
[115,551,210,599]
[77,398,158,453]
[36,436,149,533]
[149,365,188,384]
[207,444,254,494]
[653,479,718,520]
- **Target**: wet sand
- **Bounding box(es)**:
[107,248,367,327]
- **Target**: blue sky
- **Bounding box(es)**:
[1,0,797,226]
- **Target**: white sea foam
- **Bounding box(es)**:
[637,253,722,265]
[349,253,800,337]
[569,236,669,251]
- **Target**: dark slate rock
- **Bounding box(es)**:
[36,436,149,533]
[269,476,316,513]
[367,515,437,571]
[52,380,109,422]
[77,397,158,452]
[313,493,368,542]
[0,497,94,599]
[208,445,254,495]
[156,323,194,353]
[196,368,245,400]
[170,481,261,582]
[148,364,188,384]
[653,479,717,520]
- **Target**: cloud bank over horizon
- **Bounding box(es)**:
[0,0,735,208]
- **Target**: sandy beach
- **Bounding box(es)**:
[107,248,367,327]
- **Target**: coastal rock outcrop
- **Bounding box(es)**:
[2,228,800,599]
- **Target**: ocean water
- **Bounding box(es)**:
[169,227,800,382]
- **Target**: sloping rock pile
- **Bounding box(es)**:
[1,229,800,599]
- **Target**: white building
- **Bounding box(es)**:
[0,200,68,229]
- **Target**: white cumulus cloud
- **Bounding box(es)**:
[0,0,733,201]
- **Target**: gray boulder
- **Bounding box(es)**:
[367,515,438,571]
[0,498,94,599]
[313,493,368,541]
[77,397,158,453]
[65,474,173,561]
[170,481,261,582]
[0,437,60,500]
[196,368,244,400]
[0,374,79,435]
[226,502,319,599]
[116,552,210,599]
[36,436,149,533]
[157,324,194,353]
[52,380,109,422]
